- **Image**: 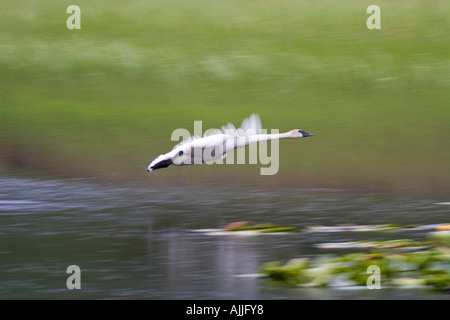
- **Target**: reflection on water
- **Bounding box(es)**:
[0,176,448,299]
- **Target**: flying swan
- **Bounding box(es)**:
[147,114,313,172]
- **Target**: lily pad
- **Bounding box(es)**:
[429,231,450,245]
[260,247,450,289]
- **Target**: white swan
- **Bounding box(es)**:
[147,113,313,172]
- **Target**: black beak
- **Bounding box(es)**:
[299,130,314,137]
[148,159,173,172]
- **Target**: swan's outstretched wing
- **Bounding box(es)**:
[221,113,262,136]
[220,122,239,136]
[172,114,262,149]
[239,113,262,135]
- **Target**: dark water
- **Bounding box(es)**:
[0,176,449,299]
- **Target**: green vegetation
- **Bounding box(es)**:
[260,249,450,289]
[1,0,449,191]
[223,221,298,233]
[260,233,450,289]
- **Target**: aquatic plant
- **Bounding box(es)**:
[260,248,450,289]
[222,221,298,233]
[259,228,450,290]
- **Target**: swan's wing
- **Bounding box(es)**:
[239,113,262,135]
[172,114,262,149]
[220,122,239,136]
[220,114,262,136]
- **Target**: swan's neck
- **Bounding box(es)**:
[243,131,293,146]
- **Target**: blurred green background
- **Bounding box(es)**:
[1,0,449,192]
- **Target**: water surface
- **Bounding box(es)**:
[0,176,448,299]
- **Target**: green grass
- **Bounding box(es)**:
[1,0,449,192]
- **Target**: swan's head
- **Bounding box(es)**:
[290,129,314,138]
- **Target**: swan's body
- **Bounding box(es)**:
[147,114,313,172]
